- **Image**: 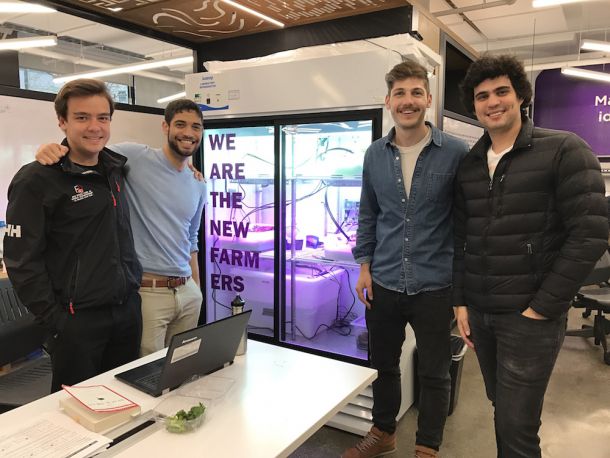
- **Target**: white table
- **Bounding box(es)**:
[0,340,377,458]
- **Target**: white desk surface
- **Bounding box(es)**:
[0,340,377,458]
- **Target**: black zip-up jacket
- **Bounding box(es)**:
[4,142,142,334]
[453,119,608,320]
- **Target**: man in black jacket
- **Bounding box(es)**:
[453,55,607,457]
[4,79,142,392]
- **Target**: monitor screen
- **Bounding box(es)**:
[444,42,476,121]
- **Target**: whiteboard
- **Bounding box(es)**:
[0,94,164,219]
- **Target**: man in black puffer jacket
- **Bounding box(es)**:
[453,55,607,457]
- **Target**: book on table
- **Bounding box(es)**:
[59,384,141,433]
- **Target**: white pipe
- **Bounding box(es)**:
[23,47,184,84]
[434,0,517,17]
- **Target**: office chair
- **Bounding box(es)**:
[0,278,46,366]
[0,277,50,411]
[566,257,610,365]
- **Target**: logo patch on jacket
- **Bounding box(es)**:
[5,224,21,238]
[71,185,93,202]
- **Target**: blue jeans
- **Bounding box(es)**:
[366,282,452,450]
[468,308,566,458]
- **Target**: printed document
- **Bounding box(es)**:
[0,411,111,458]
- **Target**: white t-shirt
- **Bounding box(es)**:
[487,145,513,179]
[395,127,432,198]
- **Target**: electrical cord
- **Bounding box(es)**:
[324,186,351,241]
[238,180,327,223]
[337,268,357,322]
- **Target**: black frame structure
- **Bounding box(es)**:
[438,33,483,131]
[200,108,383,366]
[0,84,166,117]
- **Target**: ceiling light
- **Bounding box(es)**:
[157,92,186,104]
[53,56,194,84]
[108,7,123,12]
[0,2,56,13]
[220,0,284,27]
[581,39,610,53]
[532,0,585,7]
[0,36,57,51]
[561,67,610,83]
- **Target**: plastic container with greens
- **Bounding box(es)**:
[154,395,207,433]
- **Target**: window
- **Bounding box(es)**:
[19,67,130,104]
[19,68,62,94]
[105,82,130,104]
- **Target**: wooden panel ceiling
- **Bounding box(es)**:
[56,0,408,44]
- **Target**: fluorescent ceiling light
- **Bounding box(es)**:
[157,92,186,104]
[220,0,284,27]
[581,39,610,53]
[561,67,610,83]
[0,36,57,51]
[532,0,584,7]
[53,56,193,84]
[0,2,56,13]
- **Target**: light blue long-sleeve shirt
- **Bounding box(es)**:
[110,143,206,277]
[352,123,468,294]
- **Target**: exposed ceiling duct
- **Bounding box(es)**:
[433,0,518,17]
[1,21,188,84]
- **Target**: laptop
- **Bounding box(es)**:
[115,311,252,397]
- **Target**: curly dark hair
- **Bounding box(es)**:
[459,54,532,117]
[164,99,203,124]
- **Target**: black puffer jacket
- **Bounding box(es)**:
[453,119,608,320]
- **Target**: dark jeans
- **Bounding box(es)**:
[366,282,452,450]
[50,292,142,392]
[468,308,566,458]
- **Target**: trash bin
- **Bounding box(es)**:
[413,335,468,416]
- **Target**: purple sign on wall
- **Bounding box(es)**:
[534,67,610,156]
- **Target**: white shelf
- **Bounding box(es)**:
[326,326,417,436]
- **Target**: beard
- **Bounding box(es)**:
[168,134,200,158]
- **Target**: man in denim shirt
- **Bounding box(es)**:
[343,60,468,458]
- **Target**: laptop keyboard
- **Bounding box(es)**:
[137,371,161,390]
[135,359,164,390]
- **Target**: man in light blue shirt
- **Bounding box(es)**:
[37,99,206,356]
[343,60,468,458]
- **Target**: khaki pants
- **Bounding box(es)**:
[139,277,202,356]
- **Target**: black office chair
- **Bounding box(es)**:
[0,277,50,411]
[0,278,46,366]
[566,256,610,365]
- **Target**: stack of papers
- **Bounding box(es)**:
[0,412,111,458]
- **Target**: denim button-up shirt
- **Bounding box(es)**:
[352,123,469,294]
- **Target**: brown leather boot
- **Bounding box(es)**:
[414,444,438,457]
[341,426,397,458]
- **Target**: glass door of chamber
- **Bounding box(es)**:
[201,110,381,363]
[280,118,376,362]
[202,125,276,338]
